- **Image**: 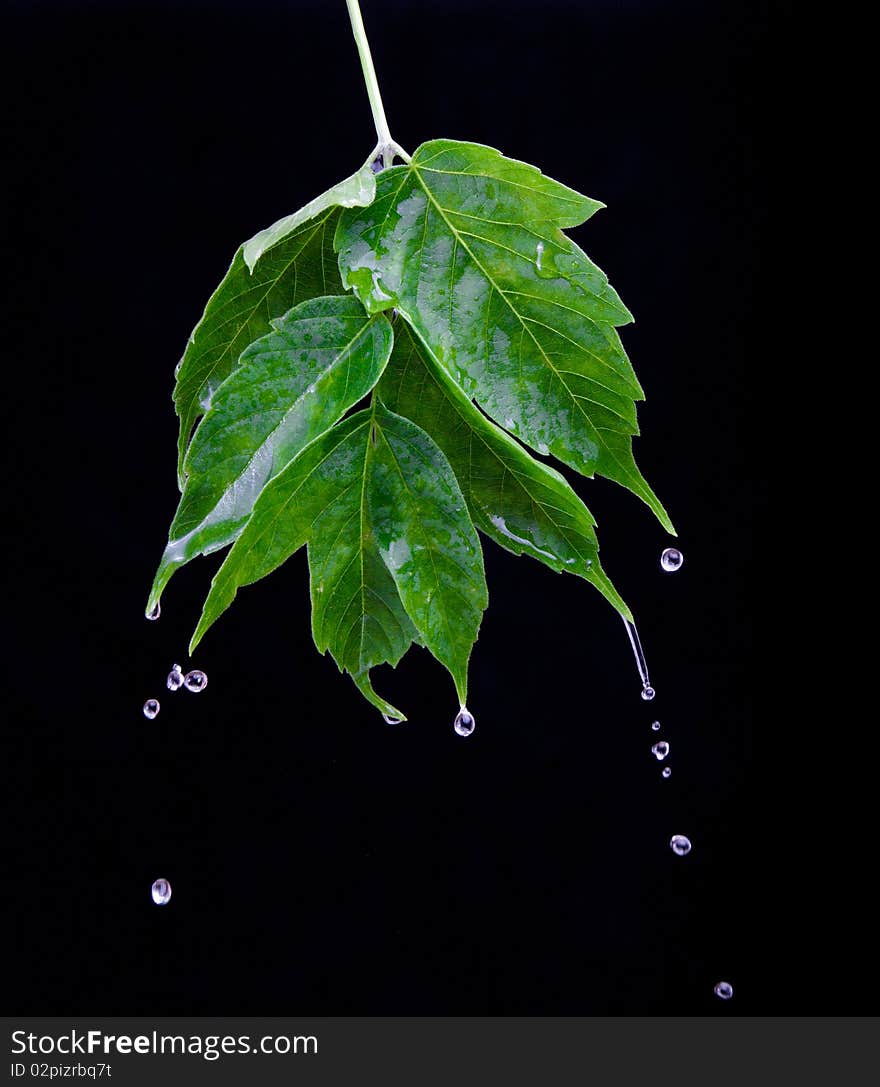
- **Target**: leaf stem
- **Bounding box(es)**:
[345,0,411,167]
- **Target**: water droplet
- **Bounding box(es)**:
[651,721,661,731]
[166,664,184,691]
[370,153,385,173]
[146,602,161,621]
[151,878,172,906]
[454,708,475,737]
[382,713,403,725]
[142,698,160,720]
[651,741,670,760]
[714,980,734,1000]
[623,618,655,701]
[535,241,544,271]
[183,670,208,693]
[661,767,672,778]
[669,834,692,856]
[660,547,684,573]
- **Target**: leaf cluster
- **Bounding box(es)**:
[149,141,670,720]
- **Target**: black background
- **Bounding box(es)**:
[5,0,788,1014]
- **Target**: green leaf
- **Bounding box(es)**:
[335,139,673,532]
[307,429,420,722]
[190,413,415,718]
[147,296,393,615]
[242,162,375,272]
[173,165,377,485]
[379,322,631,620]
[191,400,488,717]
[368,400,487,706]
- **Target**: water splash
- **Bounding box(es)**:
[151,878,172,905]
[142,699,160,720]
[454,708,475,737]
[660,547,684,573]
[183,670,208,693]
[623,618,655,701]
[669,834,692,856]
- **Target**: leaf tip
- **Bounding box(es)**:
[351,670,408,724]
[188,625,205,657]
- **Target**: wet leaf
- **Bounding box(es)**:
[368,400,487,706]
[191,404,487,718]
[242,162,375,272]
[379,322,631,620]
[148,296,392,614]
[336,139,672,531]
[153,137,672,720]
[173,164,378,482]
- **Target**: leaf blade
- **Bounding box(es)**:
[191,413,371,650]
[242,162,376,272]
[336,138,673,531]
[190,411,418,719]
[368,401,488,705]
[174,206,343,482]
[148,296,393,614]
[379,322,631,620]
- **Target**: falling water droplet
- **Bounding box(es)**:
[146,602,161,621]
[651,741,670,761]
[660,547,684,573]
[669,834,692,856]
[382,713,403,725]
[454,708,475,737]
[661,767,672,778]
[623,619,656,701]
[651,721,661,731]
[714,981,734,1000]
[183,670,208,693]
[535,241,544,271]
[151,878,172,906]
[142,699,160,720]
[166,664,184,691]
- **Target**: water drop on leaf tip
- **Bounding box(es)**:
[454,708,475,737]
[146,602,161,621]
[382,713,403,725]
